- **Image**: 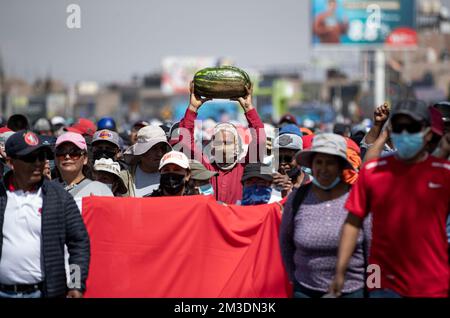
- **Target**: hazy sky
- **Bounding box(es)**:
[0,0,313,84]
[1,0,449,84]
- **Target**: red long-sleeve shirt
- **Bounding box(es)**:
[178,107,265,204]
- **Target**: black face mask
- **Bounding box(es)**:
[160,173,185,195]
[93,149,116,161]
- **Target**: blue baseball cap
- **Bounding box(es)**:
[5,130,53,159]
[279,124,302,137]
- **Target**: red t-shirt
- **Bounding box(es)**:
[345,155,450,297]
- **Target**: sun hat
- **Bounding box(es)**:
[295,133,352,169]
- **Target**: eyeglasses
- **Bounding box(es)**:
[16,152,47,163]
[391,122,424,134]
[55,148,84,160]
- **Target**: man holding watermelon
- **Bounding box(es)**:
[176,70,266,205]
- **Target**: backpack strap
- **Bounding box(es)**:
[291,183,313,217]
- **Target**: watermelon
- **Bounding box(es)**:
[193,66,251,99]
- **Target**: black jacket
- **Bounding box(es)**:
[0,173,90,297]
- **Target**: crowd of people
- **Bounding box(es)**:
[0,81,449,298]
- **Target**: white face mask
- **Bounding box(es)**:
[104,183,113,191]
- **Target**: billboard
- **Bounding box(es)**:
[161,57,218,95]
[311,0,417,47]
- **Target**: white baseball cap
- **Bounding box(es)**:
[159,151,190,171]
[124,125,170,157]
[273,133,303,151]
[93,158,121,177]
[51,116,66,126]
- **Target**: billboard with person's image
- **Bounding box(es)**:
[311,0,417,47]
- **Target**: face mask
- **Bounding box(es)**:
[160,173,186,195]
[312,176,341,191]
[104,183,113,191]
[241,185,272,206]
[93,149,116,161]
[391,130,427,160]
[198,184,214,196]
[301,166,313,177]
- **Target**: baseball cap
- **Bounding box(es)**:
[189,159,218,181]
[433,101,450,123]
[97,117,116,131]
[280,124,302,137]
[33,118,52,132]
[5,130,53,159]
[273,133,303,151]
[241,163,273,184]
[296,133,352,169]
[0,127,12,134]
[94,158,121,177]
[300,127,314,136]
[65,118,96,137]
[51,116,66,127]
[0,131,15,146]
[391,100,430,124]
[92,129,120,148]
[132,120,150,130]
[159,151,190,171]
[55,132,88,151]
[301,134,315,150]
[124,125,170,157]
[429,106,444,136]
[279,114,298,126]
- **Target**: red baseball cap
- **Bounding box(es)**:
[429,106,444,136]
[301,134,315,150]
[65,118,96,137]
[0,127,12,134]
[300,127,314,136]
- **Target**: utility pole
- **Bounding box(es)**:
[0,51,6,117]
[374,48,386,108]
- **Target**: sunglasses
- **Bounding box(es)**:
[278,155,294,164]
[16,152,47,163]
[391,122,424,134]
[55,148,84,160]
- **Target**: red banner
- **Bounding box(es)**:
[82,195,291,298]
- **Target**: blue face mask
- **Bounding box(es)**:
[301,166,313,177]
[312,176,341,191]
[241,185,272,206]
[198,184,214,196]
[391,130,427,160]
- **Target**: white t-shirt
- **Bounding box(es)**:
[134,165,160,197]
[269,188,283,203]
[0,188,43,284]
[63,178,113,283]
